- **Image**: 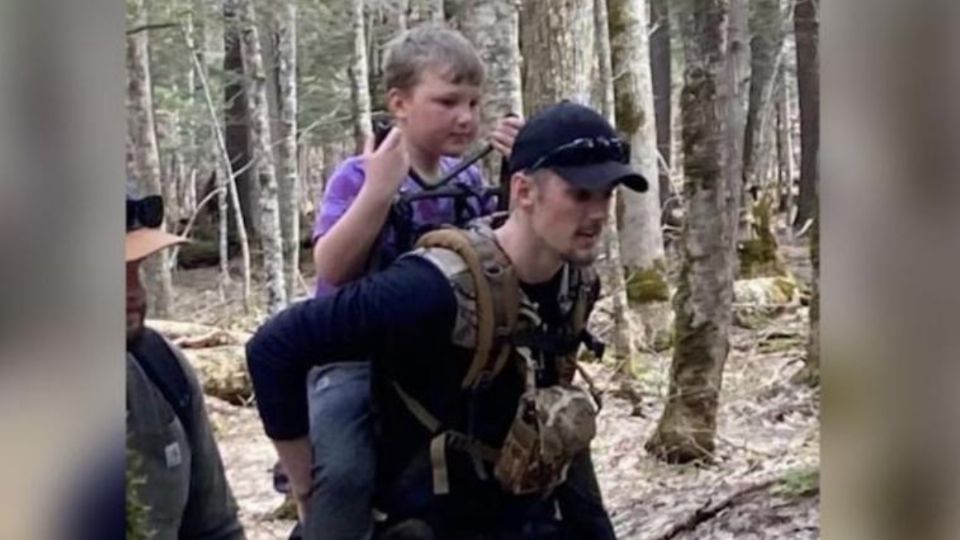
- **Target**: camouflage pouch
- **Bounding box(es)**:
[493,355,598,495]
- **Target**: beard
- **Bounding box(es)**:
[126,309,145,350]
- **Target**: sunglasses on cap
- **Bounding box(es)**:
[127,195,164,231]
[527,136,631,172]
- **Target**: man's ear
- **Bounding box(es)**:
[512,172,535,210]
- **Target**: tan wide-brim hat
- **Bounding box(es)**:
[125,228,187,262]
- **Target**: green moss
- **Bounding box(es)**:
[773,276,797,301]
[738,195,788,278]
[652,326,675,352]
[773,467,820,499]
[625,261,671,305]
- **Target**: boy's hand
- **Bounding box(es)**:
[364,126,409,197]
[490,115,525,159]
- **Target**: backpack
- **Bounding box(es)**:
[365,152,510,274]
[389,214,605,499]
[128,327,195,438]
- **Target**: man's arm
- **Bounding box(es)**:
[247,254,457,435]
[173,349,246,540]
[247,255,456,515]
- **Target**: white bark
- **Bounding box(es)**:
[277,0,300,301]
[239,0,287,314]
[609,0,663,271]
[591,0,637,374]
[182,21,252,308]
[646,0,748,463]
[453,0,522,180]
[608,0,671,349]
[126,0,175,317]
[520,0,595,114]
[350,0,374,152]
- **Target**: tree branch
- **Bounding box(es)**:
[126,22,180,35]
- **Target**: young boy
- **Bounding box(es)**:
[275,25,523,539]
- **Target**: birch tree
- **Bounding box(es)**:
[646,0,749,463]
[519,0,595,113]
[350,0,374,153]
[449,0,523,181]
[277,0,301,300]
[593,0,638,375]
[238,0,287,313]
[127,0,175,317]
[609,0,671,348]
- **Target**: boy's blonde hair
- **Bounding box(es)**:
[383,24,485,91]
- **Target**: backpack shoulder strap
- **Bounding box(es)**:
[129,328,195,437]
[415,225,519,389]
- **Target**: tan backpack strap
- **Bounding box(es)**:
[416,227,520,389]
[416,229,495,387]
[465,229,519,387]
[393,381,440,433]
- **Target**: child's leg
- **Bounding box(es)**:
[304,362,376,540]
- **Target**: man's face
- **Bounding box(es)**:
[522,169,613,265]
[390,65,482,157]
[126,259,147,345]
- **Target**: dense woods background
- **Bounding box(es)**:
[126,0,820,537]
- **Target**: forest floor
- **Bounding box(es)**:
[165,227,819,540]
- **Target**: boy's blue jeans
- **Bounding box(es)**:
[304,362,376,540]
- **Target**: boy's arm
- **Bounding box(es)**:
[312,128,410,286]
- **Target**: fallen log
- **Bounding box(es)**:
[145,319,251,347]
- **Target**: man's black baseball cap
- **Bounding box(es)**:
[508,101,648,192]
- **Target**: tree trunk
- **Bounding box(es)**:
[451,0,522,182]
[742,0,782,193]
[649,0,673,208]
[592,0,637,376]
[776,63,795,222]
[350,0,374,154]
[609,0,671,348]
[803,206,819,383]
[645,0,748,464]
[277,0,301,301]
[126,0,175,317]
[519,0,595,115]
[183,22,253,307]
[792,0,818,230]
[737,0,787,276]
[406,0,444,26]
[224,0,258,240]
[238,0,287,314]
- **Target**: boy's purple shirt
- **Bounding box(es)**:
[312,154,494,297]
